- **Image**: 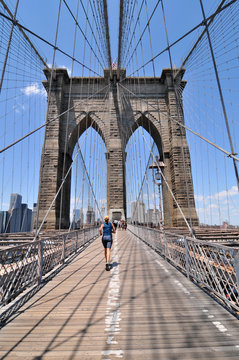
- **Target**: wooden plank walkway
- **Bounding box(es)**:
[0,229,239,360]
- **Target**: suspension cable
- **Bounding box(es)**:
[199,0,239,190]
[0,10,102,76]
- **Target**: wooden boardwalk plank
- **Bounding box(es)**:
[0,230,238,359]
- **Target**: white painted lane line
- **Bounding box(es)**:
[102,231,123,359]
[174,279,191,295]
[212,321,228,333]
[155,259,170,274]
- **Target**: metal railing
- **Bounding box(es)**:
[0,227,99,307]
[128,224,239,314]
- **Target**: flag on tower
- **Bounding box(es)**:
[112,62,117,69]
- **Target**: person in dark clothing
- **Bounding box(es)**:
[99,215,116,271]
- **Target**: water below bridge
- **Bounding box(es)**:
[0,230,239,359]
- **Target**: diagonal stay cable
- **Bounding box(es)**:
[174,0,227,78]
[0,0,48,68]
[0,10,102,77]
[0,84,110,154]
[126,0,238,77]
[118,82,239,162]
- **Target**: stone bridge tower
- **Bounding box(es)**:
[37,68,198,229]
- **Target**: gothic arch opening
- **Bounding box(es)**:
[124,112,163,159]
[67,112,106,158]
[68,125,107,229]
[125,125,164,227]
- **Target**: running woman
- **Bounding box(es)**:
[99,215,116,271]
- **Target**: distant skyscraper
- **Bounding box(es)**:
[101,205,106,218]
[9,207,22,232]
[9,193,22,211]
[72,209,83,228]
[20,204,32,232]
[86,205,95,225]
[146,208,160,226]
[31,203,37,231]
[8,193,22,233]
[131,201,145,223]
[74,209,80,222]
[7,194,34,233]
[0,211,9,233]
[80,208,84,225]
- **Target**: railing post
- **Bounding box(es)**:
[62,235,66,264]
[164,232,168,259]
[83,229,85,246]
[37,240,44,284]
[184,237,190,279]
[75,232,78,253]
[233,249,239,294]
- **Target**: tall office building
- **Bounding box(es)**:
[80,208,84,225]
[8,193,22,232]
[20,204,28,231]
[9,207,22,232]
[9,193,22,211]
[20,204,32,231]
[86,205,95,225]
[100,205,106,219]
[0,211,9,233]
[146,208,160,226]
[131,201,145,223]
[31,203,37,231]
[72,209,83,229]
[7,193,34,233]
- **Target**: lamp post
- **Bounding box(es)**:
[149,156,166,233]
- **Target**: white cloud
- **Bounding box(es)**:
[195,186,238,203]
[209,186,238,200]
[13,103,25,113]
[208,203,218,209]
[21,83,46,97]
[195,185,239,225]
[195,194,205,202]
[47,63,72,76]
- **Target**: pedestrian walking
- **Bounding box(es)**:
[99,215,116,271]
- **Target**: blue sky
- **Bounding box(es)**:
[0,0,238,226]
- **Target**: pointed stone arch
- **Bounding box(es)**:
[67,112,106,157]
[124,111,163,158]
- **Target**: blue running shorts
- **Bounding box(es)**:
[102,237,113,249]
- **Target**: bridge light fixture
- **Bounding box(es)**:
[149,156,166,232]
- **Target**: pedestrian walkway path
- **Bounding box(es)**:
[0,230,239,359]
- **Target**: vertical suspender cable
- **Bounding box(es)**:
[199,0,239,191]
[0,0,19,93]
